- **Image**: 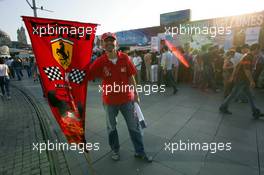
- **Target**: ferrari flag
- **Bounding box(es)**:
[22,16,97,143]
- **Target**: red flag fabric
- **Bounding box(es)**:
[164,39,190,68]
[22,16,97,143]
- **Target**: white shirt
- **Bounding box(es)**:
[109,57,118,64]
[161,53,166,68]
[231,52,243,66]
[0,64,9,76]
[162,51,173,70]
[172,53,179,67]
[128,56,133,63]
[133,56,142,70]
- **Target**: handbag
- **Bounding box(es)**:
[134,102,147,128]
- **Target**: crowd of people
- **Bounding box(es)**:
[91,42,264,118]
[89,32,264,162]
[0,56,39,100]
[1,42,264,116]
[92,42,264,96]
[219,44,264,118]
[1,33,263,164]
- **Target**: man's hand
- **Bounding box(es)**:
[250,81,256,88]
[163,69,167,75]
[228,76,234,83]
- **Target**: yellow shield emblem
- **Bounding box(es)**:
[51,38,73,70]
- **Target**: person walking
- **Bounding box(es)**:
[5,57,15,79]
[219,44,264,118]
[0,58,11,100]
[12,58,23,81]
[132,52,142,84]
[144,51,152,82]
[223,50,235,98]
[162,46,178,94]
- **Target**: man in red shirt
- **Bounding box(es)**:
[88,32,152,162]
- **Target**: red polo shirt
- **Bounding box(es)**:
[88,51,137,105]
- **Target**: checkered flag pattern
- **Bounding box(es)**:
[69,69,86,84]
[43,66,63,81]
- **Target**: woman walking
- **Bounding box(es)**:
[0,58,11,100]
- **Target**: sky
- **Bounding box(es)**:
[0,0,264,42]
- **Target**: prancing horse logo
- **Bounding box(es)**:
[51,38,73,70]
[57,42,69,63]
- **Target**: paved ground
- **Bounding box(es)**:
[2,75,264,175]
[0,87,70,175]
[85,82,264,175]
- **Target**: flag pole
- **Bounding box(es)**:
[65,73,96,174]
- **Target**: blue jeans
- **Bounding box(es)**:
[221,81,258,112]
[103,101,145,154]
[15,68,22,80]
[165,70,177,90]
[25,66,32,78]
[203,66,217,90]
[0,76,10,97]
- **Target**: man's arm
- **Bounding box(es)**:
[242,55,255,88]
[244,69,255,88]
[163,54,168,74]
[87,59,102,81]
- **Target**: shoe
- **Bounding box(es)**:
[215,89,221,93]
[202,88,209,92]
[7,96,11,100]
[191,84,197,88]
[111,151,120,161]
[241,99,248,103]
[219,106,232,115]
[237,99,248,103]
[253,109,264,119]
[134,153,153,163]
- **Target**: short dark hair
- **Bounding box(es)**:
[236,46,242,53]
[163,45,168,51]
[241,44,249,49]
[0,58,4,64]
[208,46,215,52]
[250,43,260,51]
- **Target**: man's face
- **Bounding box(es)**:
[242,48,249,54]
[230,51,235,57]
[103,37,116,52]
[252,48,260,56]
